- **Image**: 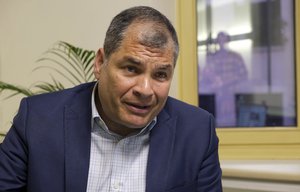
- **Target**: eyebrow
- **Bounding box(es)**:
[124,56,142,65]
[155,64,173,70]
[152,63,173,73]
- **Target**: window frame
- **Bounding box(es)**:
[176,0,300,159]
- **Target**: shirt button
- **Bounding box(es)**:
[112,182,122,191]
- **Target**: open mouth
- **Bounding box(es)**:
[130,103,150,109]
[125,102,152,114]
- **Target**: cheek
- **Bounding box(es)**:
[154,83,171,101]
[109,74,135,97]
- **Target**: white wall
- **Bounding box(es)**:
[0,0,178,133]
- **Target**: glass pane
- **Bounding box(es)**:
[197,0,297,128]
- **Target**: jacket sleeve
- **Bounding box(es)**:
[197,114,223,192]
[0,98,28,191]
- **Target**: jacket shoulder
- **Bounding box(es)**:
[25,82,95,106]
[164,97,212,119]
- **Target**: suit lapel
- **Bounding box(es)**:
[63,84,176,192]
[64,86,93,192]
[146,108,177,192]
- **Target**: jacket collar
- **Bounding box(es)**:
[146,103,177,192]
[64,83,94,192]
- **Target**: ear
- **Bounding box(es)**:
[94,48,105,80]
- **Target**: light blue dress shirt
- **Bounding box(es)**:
[86,84,156,192]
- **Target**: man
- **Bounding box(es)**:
[0,6,222,192]
[201,31,248,127]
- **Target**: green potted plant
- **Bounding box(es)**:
[0,41,96,137]
[0,41,96,98]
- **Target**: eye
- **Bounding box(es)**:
[155,71,168,80]
[126,66,138,73]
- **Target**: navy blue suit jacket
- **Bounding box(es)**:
[0,82,222,192]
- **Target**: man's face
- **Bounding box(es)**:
[94,22,175,135]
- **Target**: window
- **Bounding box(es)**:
[176,0,300,159]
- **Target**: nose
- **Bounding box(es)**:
[132,76,154,99]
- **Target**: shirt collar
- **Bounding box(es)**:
[91,82,156,138]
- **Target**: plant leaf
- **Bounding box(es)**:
[0,41,96,100]
[0,81,34,98]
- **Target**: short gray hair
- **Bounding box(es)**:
[103,6,179,65]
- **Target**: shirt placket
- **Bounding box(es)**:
[110,138,132,192]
